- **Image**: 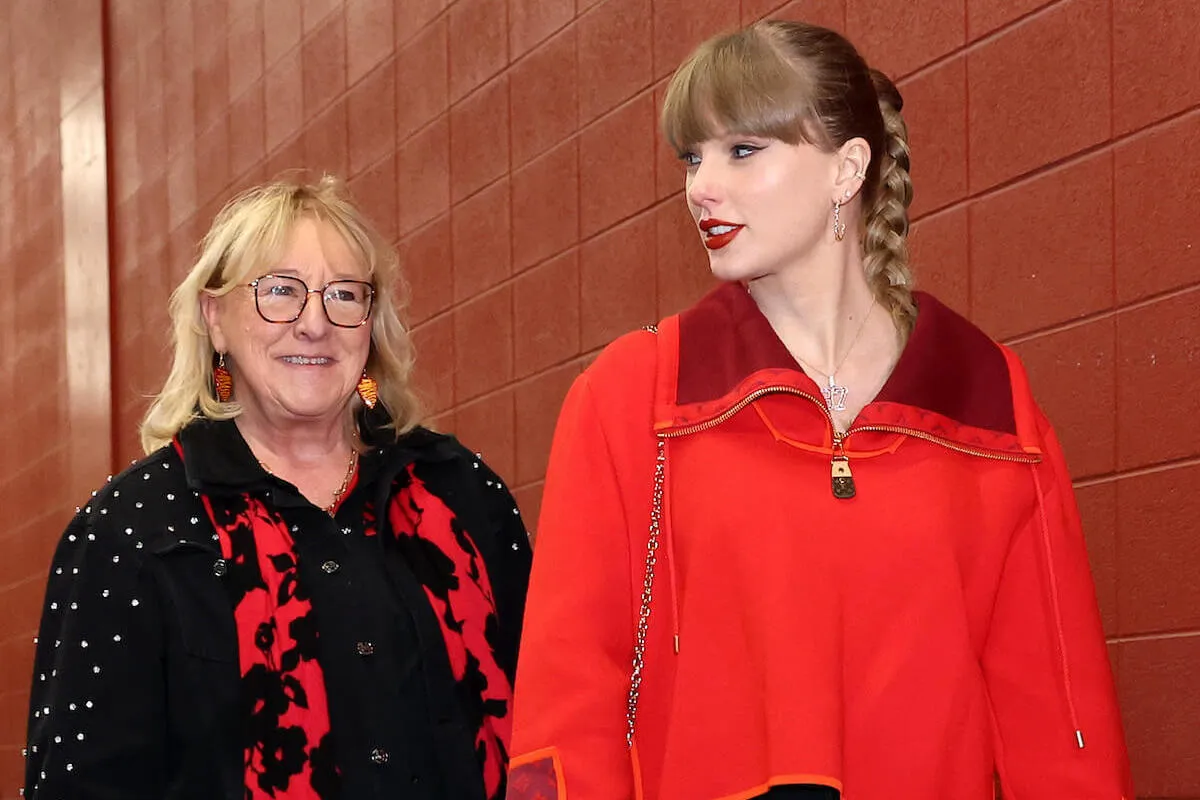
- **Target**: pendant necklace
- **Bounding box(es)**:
[257,449,359,517]
[793,297,877,413]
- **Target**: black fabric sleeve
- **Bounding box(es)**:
[469,456,533,684]
[24,503,167,799]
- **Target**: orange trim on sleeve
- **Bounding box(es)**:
[508,746,566,800]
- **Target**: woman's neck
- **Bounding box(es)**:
[745,248,904,431]
[746,253,883,372]
[235,411,356,470]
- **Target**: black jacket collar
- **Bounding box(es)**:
[176,411,462,496]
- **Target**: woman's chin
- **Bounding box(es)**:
[709,258,759,284]
[257,390,349,424]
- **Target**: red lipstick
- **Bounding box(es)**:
[699,218,744,251]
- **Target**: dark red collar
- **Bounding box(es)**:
[670,282,1017,436]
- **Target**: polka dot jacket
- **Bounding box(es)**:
[23,417,532,800]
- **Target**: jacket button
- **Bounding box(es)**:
[320,560,340,575]
[369,747,389,765]
[355,641,375,656]
[212,559,228,577]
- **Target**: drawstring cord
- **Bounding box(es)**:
[1030,464,1086,749]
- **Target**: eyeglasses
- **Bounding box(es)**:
[247,274,375,328]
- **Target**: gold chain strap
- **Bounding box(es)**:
[626,436,667,749]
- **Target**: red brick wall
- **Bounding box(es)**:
[0,0,112,795]
[1,0,1197,796]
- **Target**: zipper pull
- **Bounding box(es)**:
[831,434,856,499]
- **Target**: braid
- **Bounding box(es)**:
[863,68,917,334]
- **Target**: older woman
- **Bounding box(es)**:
[25,177,531,800]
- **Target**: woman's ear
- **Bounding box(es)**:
[200,292,227,354]
[834,137,872,202]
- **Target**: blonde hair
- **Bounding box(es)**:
[662,20,916,332]
[140,175,421,453]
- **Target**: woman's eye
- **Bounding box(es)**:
[679,152,700,167]
[732,144,760,159]
[268,284,296,296]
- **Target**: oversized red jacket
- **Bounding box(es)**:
[508,284,1132,800]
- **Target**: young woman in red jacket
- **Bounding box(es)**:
[506,19,1133,800]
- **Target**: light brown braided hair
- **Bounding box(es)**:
[662,19,917,333]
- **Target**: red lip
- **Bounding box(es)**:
[699,218,740,232]
[699,219,744,250]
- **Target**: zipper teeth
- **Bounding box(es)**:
[662,386,830,438]
[849,424,1041,464]
[662,386,1040,464]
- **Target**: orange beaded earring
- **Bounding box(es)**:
[356,370,378,409]
[213,353,233,402]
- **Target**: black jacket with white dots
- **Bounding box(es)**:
[24,416,533,800]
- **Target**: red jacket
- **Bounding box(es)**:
[508,284,1132,800]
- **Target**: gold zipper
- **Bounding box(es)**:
[831,431,856,499]
[662,386,832,439]
[661,385,1040,498]
[845,424,1042,465]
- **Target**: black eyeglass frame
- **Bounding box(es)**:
[246,274,376,328]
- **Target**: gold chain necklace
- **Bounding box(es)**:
[257,449,359,517]
[790,297,877,413]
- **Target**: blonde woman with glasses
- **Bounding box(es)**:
[26,177,531,800]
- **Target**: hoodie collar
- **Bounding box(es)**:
[655,282,1025,452]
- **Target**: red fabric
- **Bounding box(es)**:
[203,494,335,800]
[509,289,1132,800]
[197,460,512,800]
[388,467,513,799]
